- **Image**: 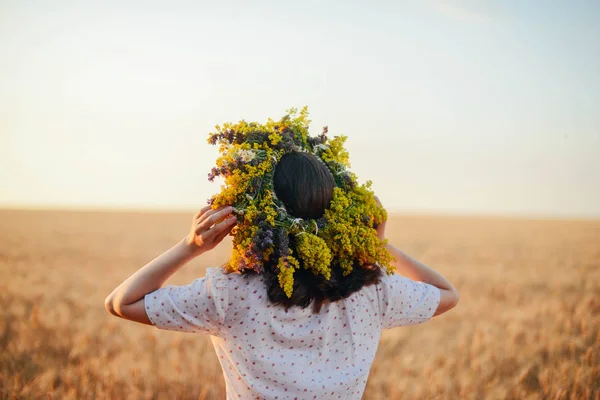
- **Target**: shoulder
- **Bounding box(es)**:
[377,271,414,288]
[374,272,439,303]
[205,267,259,291]
[205,266,228,281]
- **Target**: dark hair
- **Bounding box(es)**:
[242,152,382,313]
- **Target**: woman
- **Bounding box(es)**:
[105,150,459,399]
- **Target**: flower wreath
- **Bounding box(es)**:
[207,107,394,298]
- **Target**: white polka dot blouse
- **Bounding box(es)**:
[145,268,440,399]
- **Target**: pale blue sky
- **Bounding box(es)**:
[2,0,599,217]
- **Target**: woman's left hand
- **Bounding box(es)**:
[186,205,237,255]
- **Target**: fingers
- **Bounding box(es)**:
[199,215,236,245]
[197,206,234,232]
[212,217,237,243]
[198,205,230,224]
[195,205,212,220]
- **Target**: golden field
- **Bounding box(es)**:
[1,209,598,400]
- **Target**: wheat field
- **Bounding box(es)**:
[0,209,598,399]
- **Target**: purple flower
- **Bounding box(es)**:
[308,128,328,148]
[207,129,238,146]
[258,220,271,230]
[246,131,270,144]
[223,129,236,143]
[253,231,274,251]
[208,135,219,145]
[208,167,220,182]
[262,237,274,249]
[341,173,355,189]
[274,228,290,258]
[275,137,295,152]
[316,217,327,230]
[250,220,275,258]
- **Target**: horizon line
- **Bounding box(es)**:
[1,204,598,222]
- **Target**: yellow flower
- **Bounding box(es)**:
[296,233,332,279]
[268,132,282,146]
[277,255,300,298]
[322,135,350,167]
[208,106,396,297]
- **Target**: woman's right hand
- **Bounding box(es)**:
[374,196,387,241]
[186,205,237,255]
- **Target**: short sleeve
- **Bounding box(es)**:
[377,273,441,329]
[144,267,230,336]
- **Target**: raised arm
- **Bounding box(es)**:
[383,244,459,316]
[375,197,459,317]
[104,205,236,324]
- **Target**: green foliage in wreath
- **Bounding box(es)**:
[207,107,394,298]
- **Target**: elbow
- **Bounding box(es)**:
[104,294,119,317]
[449,287,460,310]
[433,286,460,317]
[445,285,459,311]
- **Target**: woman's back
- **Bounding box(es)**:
[108,111,457,399]
[145,267,440,399]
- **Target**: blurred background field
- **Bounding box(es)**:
[1,209,598,399]
[3,2,600,399]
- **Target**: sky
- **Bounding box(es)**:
[1,0,599,217]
